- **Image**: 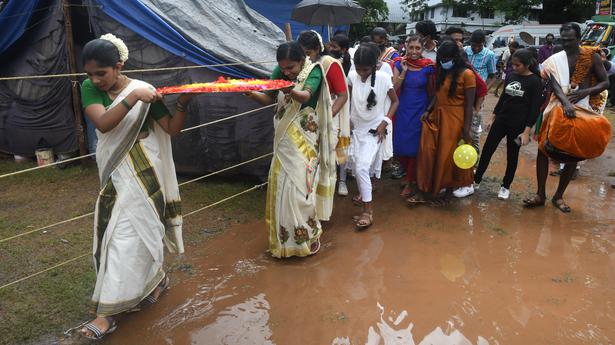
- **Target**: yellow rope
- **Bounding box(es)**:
[0,253,89,291]
[0,104,275,180]
[0,153,272,243]
[178,153,272,187]
[0,182,267,291]
[180,104,277,133]
[0,60,276,81]
[183,182,268,217]
[0,153,95,179]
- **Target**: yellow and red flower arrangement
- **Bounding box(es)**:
[157,76,293,94]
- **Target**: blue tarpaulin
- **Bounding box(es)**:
[0,0,41,55]
[244,0,347,41]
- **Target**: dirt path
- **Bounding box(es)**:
[68,105,615,344]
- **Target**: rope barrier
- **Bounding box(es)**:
[0,182,268,291]
[0,103,275,180]
[0,153,273,243]
[180,103,276,133]
[0,60,276,81]
[184,182,268,218]
[0,153,95,180]
[178,153,272,187]
[0,253,89,291]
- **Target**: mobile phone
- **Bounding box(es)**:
[514,136,522,146]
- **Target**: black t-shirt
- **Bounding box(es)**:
[493,72,544,128]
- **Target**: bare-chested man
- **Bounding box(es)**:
[524,22,609,213]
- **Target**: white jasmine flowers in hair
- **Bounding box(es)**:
[100,33,129,63]
[310,30,325,53]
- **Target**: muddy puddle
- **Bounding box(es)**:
[100,150,615,345]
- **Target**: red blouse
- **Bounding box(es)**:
[326,62,347,95]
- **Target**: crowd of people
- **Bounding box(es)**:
[74,20,611,339]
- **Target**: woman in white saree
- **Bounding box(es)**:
[246,42,334,258]
[79,35,193,339]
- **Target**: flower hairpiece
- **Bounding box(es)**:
[100,33,129,63]
[310,30,325,53]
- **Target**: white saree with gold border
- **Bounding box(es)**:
[266,61,334,258]
[91,79,183,316]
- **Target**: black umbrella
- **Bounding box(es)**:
[291,0,366,26]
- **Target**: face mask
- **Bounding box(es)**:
[440,60,454,70]
[329,50,342,59]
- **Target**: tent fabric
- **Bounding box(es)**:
[0,0,77,155]
[95,0,284,78]
[86,2,274,177]
[140,0,285,78]
[0,0,41,55]
[244,0,347,41]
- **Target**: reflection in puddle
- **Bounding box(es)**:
[332,304,489,345]
[440,254,466,282]
[191,293,274,345]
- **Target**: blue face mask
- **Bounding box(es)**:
[440,60,454,70]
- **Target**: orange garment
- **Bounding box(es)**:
[417,69,476,195]
[538,104,611,161]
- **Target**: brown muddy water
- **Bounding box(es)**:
[98,149,615,345]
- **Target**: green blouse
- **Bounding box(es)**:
[80,79,169,133]
[270,65,322,109]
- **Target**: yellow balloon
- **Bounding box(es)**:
[453,144,478,169]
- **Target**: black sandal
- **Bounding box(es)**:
[143,275,170,305]
[523,194,546,208]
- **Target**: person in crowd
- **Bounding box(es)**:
[347,44,399,229]
[371,27,400,69]
[78,34,193,340]
[392,36,435,197]
[245,42,334,256]
[455,30,497,198]
[445,27,464,50]
[538,33,555,64]
[494,41,520,96]
[338,42,394,196]
[415,20,438,62]
[523,23,608,213]
[297,31,350,216]
[474,49,544,200]
[409,40,476,206]
[328,33,352,75]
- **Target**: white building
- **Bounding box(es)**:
[405,0,540,34]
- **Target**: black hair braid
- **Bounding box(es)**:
[342,51,351,75]
[367,67,377,110]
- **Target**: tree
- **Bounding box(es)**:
[349,0,389,40]
[541,0,595,24]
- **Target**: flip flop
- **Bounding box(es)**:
[81,317,117,340]
[143,275,170,305]
[551,198,571,213]
[352,195,362,205]
[406,194,427,206]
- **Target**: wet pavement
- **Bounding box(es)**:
[101,145,615,345]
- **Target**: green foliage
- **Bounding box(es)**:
[350,0,389,40]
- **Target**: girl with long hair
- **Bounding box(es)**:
[410,40,476,206]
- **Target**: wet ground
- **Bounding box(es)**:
[93,140,615,345]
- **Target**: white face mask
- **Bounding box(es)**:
[440,60,454,70]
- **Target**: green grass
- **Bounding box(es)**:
[0,158,266,345]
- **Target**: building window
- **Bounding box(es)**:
[430,8,435,19]
[452,5,467,18]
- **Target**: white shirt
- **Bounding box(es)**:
[347,70,393,133]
